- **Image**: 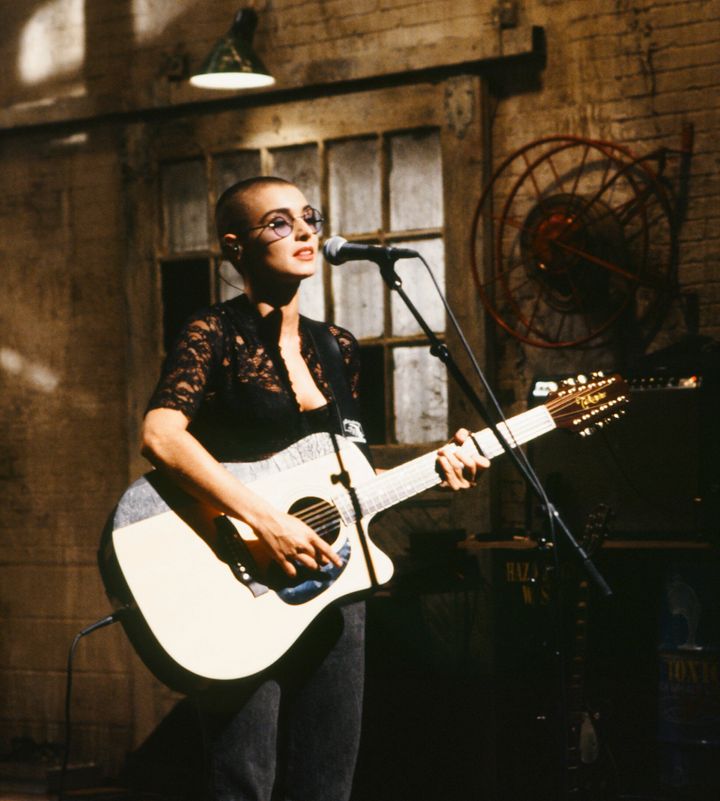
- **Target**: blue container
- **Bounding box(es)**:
[657,563,720,792]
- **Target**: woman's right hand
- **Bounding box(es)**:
[142,408,342,579]
[252,508,343,578]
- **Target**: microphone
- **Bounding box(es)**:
[322,236,418,265]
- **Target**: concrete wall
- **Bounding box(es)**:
[0,0,718,781]
[0,127,135,771]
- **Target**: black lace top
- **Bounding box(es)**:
[147,294,361,461]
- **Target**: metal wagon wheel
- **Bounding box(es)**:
[471,135,677,349]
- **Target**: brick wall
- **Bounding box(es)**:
[0,0,519,127]
[0,0,718,781]
[488,0,720,530]
[0,128,135,773]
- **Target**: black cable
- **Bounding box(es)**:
[416,251,548,498]
[413,251,579,799]
[58,611,124,801]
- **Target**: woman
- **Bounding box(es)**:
[141,176,489,800]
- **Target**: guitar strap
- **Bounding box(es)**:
[303,318,373,465]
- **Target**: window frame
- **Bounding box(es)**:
[130,76,487,469]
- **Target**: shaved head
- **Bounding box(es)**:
[215,176,295,245]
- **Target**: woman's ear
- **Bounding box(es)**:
[222,233,242,259]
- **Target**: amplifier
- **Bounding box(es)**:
[527,373,719,540]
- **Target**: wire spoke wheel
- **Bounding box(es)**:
[471,136,677,348]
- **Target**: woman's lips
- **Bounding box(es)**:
[293,247,315,260]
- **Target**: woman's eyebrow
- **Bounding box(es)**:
[258,205,312,221]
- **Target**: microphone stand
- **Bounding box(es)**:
[374,252,611,596]
[375,251,612,799]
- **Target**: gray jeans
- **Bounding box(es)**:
[196,602,366,801]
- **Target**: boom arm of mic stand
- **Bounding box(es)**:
[376,254,612,598]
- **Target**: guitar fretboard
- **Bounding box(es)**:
[334,405,556,523]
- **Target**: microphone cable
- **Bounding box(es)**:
[414,251,550,502]
[58,610,126,801]
[413,250,572,793]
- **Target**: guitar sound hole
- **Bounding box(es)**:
[288,497,341,545]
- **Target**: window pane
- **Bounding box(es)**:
[214,151,262,199]
[162,161,209,252]
[391,238,445,336]
[271,144,325,320]
[270,144,321,209]
[298,257,325,320]
[161,259,211,353]
[331,260,384,338]
[218,259,243,302]
[328,138,381,234]
[389,130,443,232]
[393,346,447,443]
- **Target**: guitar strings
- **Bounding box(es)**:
[288,387,619,538]
[289,439,503,538]
[295,452,442,532]
[288,454,436,531]
[294,416,552,533]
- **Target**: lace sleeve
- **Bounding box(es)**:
[328,324,361,400]
[146,311,225,420]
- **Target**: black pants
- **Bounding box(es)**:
[196,602,365,801]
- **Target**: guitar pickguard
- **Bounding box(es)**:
[275,539,351,605]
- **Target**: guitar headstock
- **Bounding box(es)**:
[546,372,629,436]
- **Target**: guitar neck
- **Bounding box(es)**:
[336,404,556,522]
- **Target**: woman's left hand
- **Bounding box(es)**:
[436,428,490,490]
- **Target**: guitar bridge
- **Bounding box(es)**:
[214,516,269,598]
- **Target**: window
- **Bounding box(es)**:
[153,79,482,451]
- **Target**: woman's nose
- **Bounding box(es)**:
[294,217,313,238]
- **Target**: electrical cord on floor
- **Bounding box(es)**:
[58,610,126,801]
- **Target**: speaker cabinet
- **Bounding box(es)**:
[528,377,719,540]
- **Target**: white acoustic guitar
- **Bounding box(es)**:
[99,373,628,691]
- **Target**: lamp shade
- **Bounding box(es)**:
[190,8,275,90]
